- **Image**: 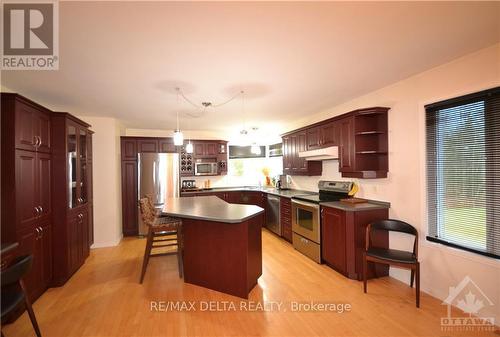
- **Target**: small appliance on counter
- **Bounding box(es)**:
[276,174,291,190]
[181,179,197,190]
[291,180,354,263]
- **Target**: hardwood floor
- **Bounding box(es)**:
[3,229,498,337]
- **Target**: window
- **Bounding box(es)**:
[426,87,500,259]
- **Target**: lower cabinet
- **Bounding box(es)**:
[16,220,52,301]
[321,205,389,280]
[280,197,292,242]
[321,207,346,275]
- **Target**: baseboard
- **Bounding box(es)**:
[91,235,123,249]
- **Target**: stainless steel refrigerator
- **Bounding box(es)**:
[137,152,180,235]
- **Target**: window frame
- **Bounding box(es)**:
[425,86,500,260]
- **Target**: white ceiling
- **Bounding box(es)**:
[2,1,499,138]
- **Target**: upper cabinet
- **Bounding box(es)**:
[281,107,389,178]
[1,93,52,153]
[283,131,322,176]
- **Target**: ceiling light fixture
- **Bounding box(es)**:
[173,88,184,146]
[186,140,193,154]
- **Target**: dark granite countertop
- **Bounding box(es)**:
[181,186,315,198]
[161,196,264,223]
[320,200,390,211]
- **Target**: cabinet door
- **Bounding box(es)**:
[81,208,89,259]
[16,226,40,301]
[16,150,37,230]
[159,138,176,153]
[121,161,138,235]
[14,102,37,151]
[40,222,52,287]
[36,111,51,153]
[67,214,80,273]
[338,117,354,172]
[307,127,321,150]
[121,138,137,161]
[322,207,346,274]
[37,152,51,218]
[296,132,308,171]
[137,138,159,153]
[194,143,205,156]
[321,121,338,147]
[67,124,79,208]
[205,143,218,156]
[282,137,292,172]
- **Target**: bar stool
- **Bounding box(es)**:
[138,198,183,283]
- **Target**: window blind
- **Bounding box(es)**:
[426,87,500,259]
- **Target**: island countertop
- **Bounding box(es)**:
[161,196,264,223]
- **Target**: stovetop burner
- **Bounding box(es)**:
[292,180,354,204]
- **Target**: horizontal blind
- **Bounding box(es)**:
[426,87,500,259]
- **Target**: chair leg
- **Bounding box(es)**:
[363,253,368,293]
[415,262,420,308]
[20,280,42,337]
[140,228,154,283]
[410,269,415,288]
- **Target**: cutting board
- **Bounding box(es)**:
[340,198,367,204]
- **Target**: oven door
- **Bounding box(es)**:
[291,199,320,243]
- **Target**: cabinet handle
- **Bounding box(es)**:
[39,226,43,238]
[35,227,41,240]
[39,206,43,214]
[37,136,42,147]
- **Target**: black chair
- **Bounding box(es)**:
[1,255,42,337]
[363,219,420,308]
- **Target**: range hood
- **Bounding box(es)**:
[298,146,339,161]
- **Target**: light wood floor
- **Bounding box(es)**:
[2,229,498,337]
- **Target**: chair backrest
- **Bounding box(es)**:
[1,255,33,287]
[366,219,419,256]
[371,219,418,236]
[139,197,157,226]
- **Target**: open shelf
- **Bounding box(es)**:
[355,131,386,136]
[356,151,388,155]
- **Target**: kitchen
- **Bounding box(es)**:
[1,2,499,337]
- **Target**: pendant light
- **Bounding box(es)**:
[173,89,184,146]
[186,140,193,154]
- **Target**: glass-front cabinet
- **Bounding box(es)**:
[67,122,91,209]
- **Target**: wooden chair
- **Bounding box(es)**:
[363,219,420,308]
[139,198,183,283]
[1,255,42,337]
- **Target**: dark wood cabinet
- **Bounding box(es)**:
[321,205,389,280]
[121,160,138,236]
[2,93,93,302]
[121,138,138,160]
[282,131,322,176]
[282,107,389,178]
[192,140,224,158]
[159,138,176,153]
[338,116,355,173]
[306,126,322,150]
[51,113,93,286]
[137,138,159,153]
[280,197,292,242]
[321,207,346,274]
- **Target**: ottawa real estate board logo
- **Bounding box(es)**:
[441,276,495,332]
[1,0,59,70]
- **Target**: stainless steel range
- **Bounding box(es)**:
[291,180,353,263]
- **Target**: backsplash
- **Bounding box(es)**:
[290,160,391,202]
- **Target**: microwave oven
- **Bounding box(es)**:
[195,161,218,176]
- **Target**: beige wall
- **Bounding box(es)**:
[77,116,124,248]
[291,43,500,320]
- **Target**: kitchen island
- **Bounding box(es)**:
[162,196,264,298]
